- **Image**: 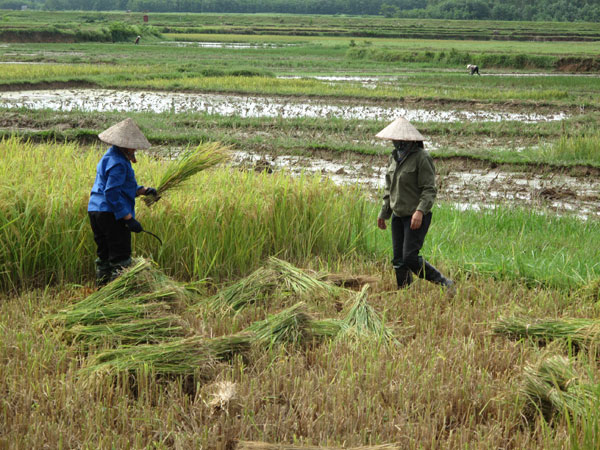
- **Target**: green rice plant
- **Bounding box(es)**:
[534,134,600,165]
[340,285,394,344]
[521,355,598,421]
[144,142,230,206]
[493,317,600,350]
[246,302,315,348]
[208,266,279,312]
[63,316,186,346]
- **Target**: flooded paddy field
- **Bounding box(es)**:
[0,88,568,123]
[224,149,600,220]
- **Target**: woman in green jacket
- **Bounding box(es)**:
[376,117,455,293]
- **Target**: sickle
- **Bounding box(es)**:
[142,230,163,246]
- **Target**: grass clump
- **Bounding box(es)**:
[144,142,230,207]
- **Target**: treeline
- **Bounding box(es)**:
[7,0,600,22]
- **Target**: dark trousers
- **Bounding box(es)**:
[391,212,432,273]
[88,211,131,264]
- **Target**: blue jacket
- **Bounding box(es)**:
[88,146,143,220]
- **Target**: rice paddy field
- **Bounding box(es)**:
[2,9,600,450]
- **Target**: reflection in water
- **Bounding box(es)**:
[0,89,568,123]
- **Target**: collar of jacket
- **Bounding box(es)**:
[392,148,412,165]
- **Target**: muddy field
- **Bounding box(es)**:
[0,88,569,122]
[231,149,600,219]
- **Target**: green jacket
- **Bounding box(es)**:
[378,147,437,220]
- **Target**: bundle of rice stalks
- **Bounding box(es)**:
[81,336,220,380]
[208,267,279,312]
[521,355,598,420]
[63,316,186,346]
[144,142,230,207]
[45,259,190,329]
[206,334,253,361]
[340,285,394,343]
[268,257,340,296]
[309,319,346,340]
[246,302,315,348]
[493,317,600,350]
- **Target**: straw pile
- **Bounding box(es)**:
[144,142,230,206]
[493,317,600,350]
[521,355,597,420]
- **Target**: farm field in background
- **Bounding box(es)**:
[1,10,600,449]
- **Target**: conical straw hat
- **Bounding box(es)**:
[375,117,425,141]
[98,118,151,150]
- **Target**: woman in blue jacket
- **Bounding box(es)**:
[88,118,156,285]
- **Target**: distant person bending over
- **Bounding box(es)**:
[87,118,157,286]
[376,117,455,294]
[135,35,141,45]
[467,64,480,76]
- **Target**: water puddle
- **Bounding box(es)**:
[161,41,297,48]
[229,150,600,219]
[0,89,568,123]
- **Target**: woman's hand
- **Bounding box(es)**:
[377,218,387,230]
[410,210,423,230]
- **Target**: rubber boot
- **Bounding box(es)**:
[419,261,456,296]
[95,258,112,287]
[394,266,413,289]
[109,258,133,282]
